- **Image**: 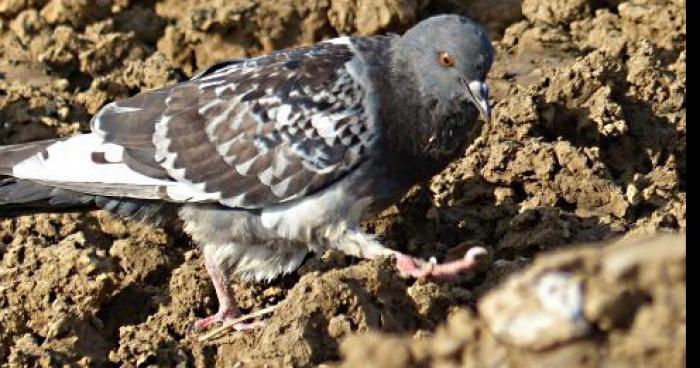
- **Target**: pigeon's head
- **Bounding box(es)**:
[395,15,494,122]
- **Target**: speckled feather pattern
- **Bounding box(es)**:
[93,40,378,208]
[1,15,494,283]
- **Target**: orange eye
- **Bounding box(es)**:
[437,51,454,67]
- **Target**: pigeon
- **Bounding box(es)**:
[0,14,494,332]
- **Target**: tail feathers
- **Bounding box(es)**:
[93,197,178,225]
[0,177,94,215]
[0,178,177,225]
[1,139,178,224]
[0,139,63,176]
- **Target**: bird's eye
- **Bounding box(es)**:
[437,51,455,67]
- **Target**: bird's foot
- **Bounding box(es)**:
[197,305,277,342]
[194,308,240,332]
[395,246,488,282]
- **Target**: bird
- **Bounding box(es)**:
[0,14,494,333]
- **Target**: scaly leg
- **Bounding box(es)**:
[194,254,239,331]
[195,249,268,332]
[332,228,488,282]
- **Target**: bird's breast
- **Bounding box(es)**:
[259,164,379,246]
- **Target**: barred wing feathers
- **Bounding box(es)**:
[91,40,377,208]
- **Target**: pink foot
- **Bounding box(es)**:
[194,307,273,333]
[395,246,488,282]
[194,308,239,332]
[196,250,265,333]
[195,306,277,341]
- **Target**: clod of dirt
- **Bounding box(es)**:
[481,270,591,349]
[0,0,46,18]
[328,0,428,36]
[0,214,117,366]
[154,0,431,74]
[432,0,523,38]
[522,0,594,25]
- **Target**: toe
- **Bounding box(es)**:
[394,254,434,279]
[193,308,241,332]
[193,315,219,332]
[232,320,266,331]
[393,247,489,282]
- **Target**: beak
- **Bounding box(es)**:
[464,80,491,122]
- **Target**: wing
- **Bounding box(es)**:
[90,39,379,208]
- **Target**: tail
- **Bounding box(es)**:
[0,139,61,176]
[0,177,177,224]
[0,139,177,224]
[0,177,95,216]
[0,139,91,215]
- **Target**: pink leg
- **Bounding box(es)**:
[194,256,240,331]
[395,246,488,282]
[194,254,267,332]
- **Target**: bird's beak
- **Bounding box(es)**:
[464,80,491,122]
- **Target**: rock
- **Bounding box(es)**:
[522,0,593,25]
[480,269,590,349]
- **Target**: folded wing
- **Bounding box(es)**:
[84,40,376,208]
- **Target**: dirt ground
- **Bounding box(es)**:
[0,0,685,367]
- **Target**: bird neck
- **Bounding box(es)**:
[374,40,460,181]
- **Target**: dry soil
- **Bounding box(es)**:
[0,0,685,367]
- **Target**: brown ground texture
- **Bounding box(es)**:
[0,0,685,367]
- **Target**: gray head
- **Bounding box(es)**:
[394,15,494,121]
